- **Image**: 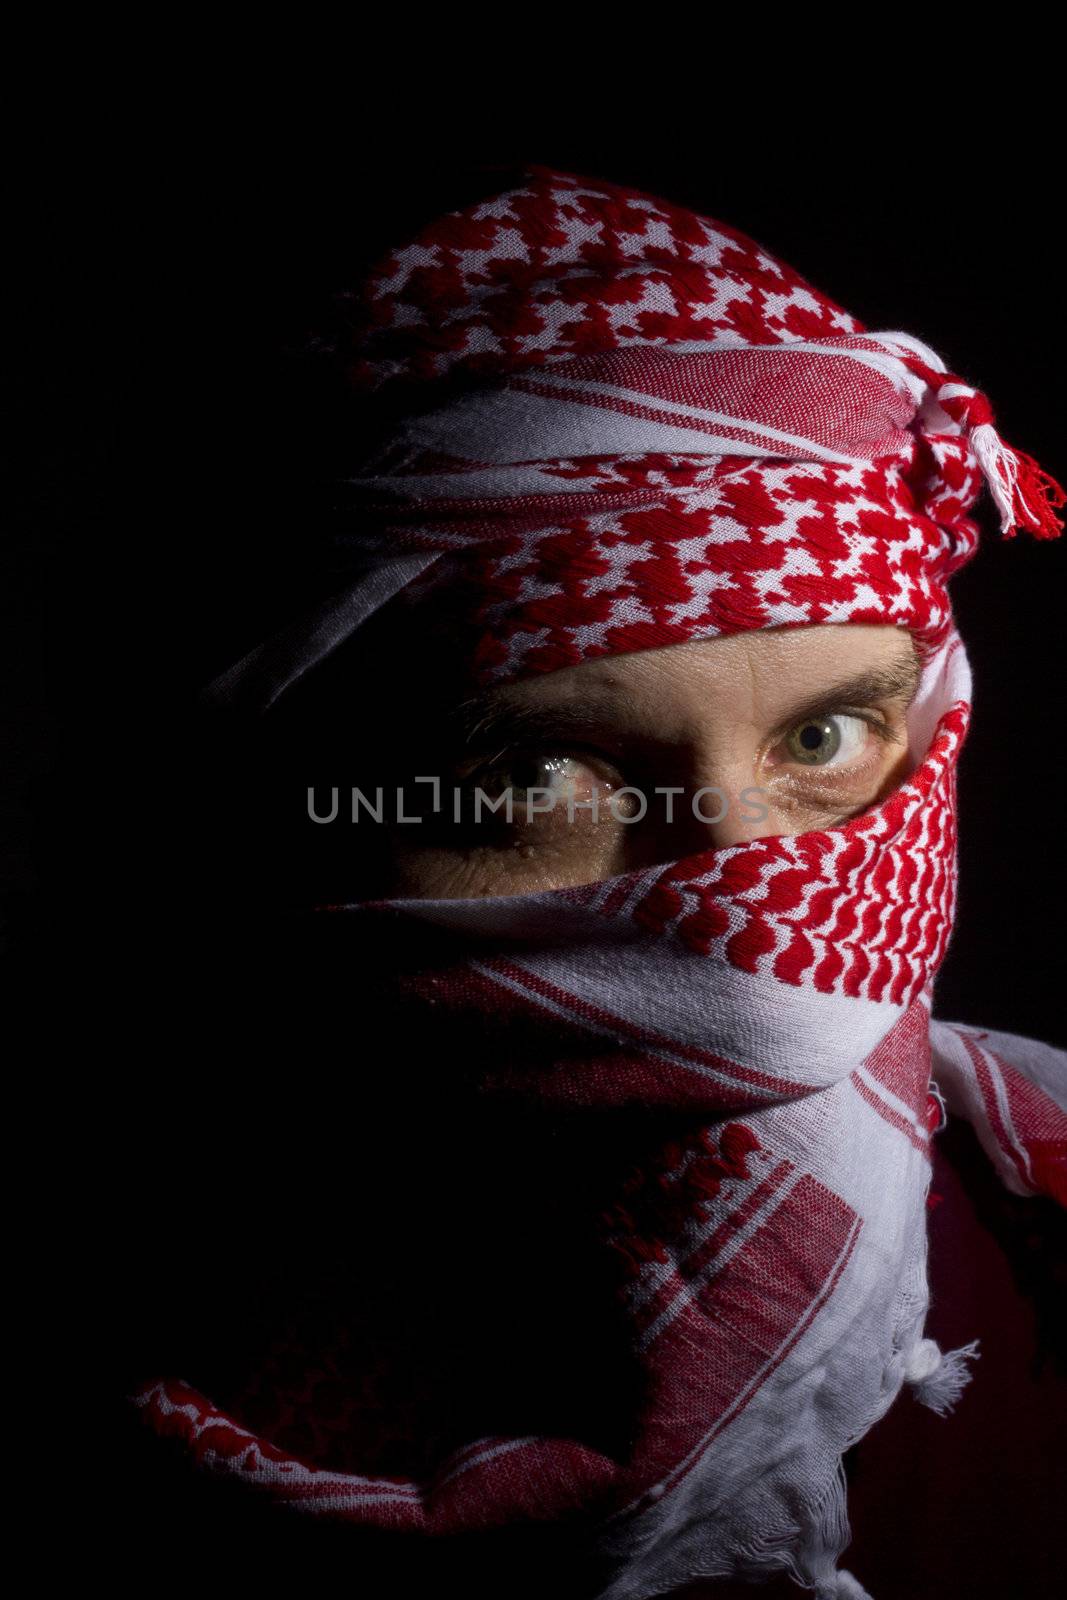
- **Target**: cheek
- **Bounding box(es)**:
[756,735,914,834]
[384,821,629,900]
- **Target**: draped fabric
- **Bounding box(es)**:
[136,164,1066,1599]
[200,163,1061,715]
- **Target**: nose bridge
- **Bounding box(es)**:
[656,728,752,852]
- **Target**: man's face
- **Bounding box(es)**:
[368,622,922,900]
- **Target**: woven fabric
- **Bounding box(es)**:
[201,162,1062,712]
[138,166,1067,1599]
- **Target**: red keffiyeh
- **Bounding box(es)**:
[134,164,1067,1599]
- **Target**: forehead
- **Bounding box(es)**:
[456,624,920,718]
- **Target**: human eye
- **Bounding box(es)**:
[774,708,893,771]
[760,700,909,827]
[458,745,626,823]
[383,736,640,899]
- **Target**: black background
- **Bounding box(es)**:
[8,86,1065,1596]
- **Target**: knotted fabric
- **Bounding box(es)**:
[137,165,1067,1599]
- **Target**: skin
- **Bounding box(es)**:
[366,622,924,900]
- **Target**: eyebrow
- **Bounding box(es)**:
[443,639,923,755]
[761,647,923,740]
[445,698,611,754]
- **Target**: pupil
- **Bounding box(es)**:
[789,717,841,764]
[512,756,545,790]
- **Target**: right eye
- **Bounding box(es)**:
[459,746,626,824]
[477,751,588,799]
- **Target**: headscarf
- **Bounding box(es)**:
[132,164,1067,1600]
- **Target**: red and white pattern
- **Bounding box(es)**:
[132,764,1067,1592]
[203,162,1062,712]
[340,330,988,690]
[160,166,1067,1598]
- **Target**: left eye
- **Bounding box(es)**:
[782,713,870,768]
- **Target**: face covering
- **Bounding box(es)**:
[133,164,1067,1600]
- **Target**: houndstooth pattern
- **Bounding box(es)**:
[378,440,982,687]
[202,162,1059,713]
[331,166,991,688]
[342,164,869,394]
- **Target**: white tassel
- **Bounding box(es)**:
[904,1336,981,1416]
[969,421,1027,536]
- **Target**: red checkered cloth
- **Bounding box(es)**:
[137,165,1067,1599]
